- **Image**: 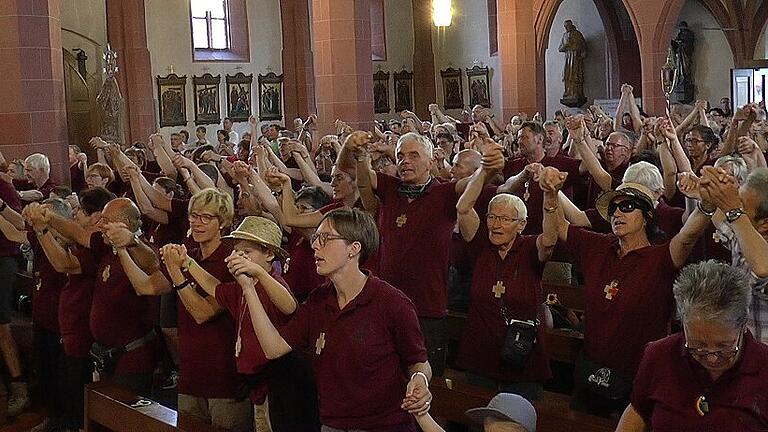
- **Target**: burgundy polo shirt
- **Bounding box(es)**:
[585,162,627,208]
[29,233,65,333]
[70,164,86,194]
[215,272,291,403]
[176,243,241,399]
[60,246,97,358]
[14,177,57,199]
[567,226,676,376]
[280,275,427,430]
[631,331,768,430]
[283,230,324,304]
[502,155,582,235]
[375,172,458,318]
[456,236,551,382]
[0,179,21,257]
[89,232,157,374]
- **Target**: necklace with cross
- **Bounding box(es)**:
[604,280,619,300]
[315,332,326,355]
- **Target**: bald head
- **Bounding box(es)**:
[100,198,141,232]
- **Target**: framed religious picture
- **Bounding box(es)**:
[258,72,284,121]
[373,70,390,114]
[156,74,187,127]
[225,72,253,122]
[393,70,413,112]
[192,73,221,125]
[440,68,464,109]
[466,65,491,108]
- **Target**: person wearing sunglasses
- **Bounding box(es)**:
[541,168,714,417]
[616,260,768,431]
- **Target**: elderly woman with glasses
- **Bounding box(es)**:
[616,260,768,431]
[541,166,714,416]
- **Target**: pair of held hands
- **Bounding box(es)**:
[159,244,267,279]
[678,166,741,212]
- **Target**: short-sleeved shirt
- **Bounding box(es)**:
[631,331,768,431]
[503,155,582,235]
[29,233,65,333]
[89,232,156,374]
[70,164,86,194]
[567,225,676,376]
[375,173,458,317]
[215,272,292,403]
[59,246,97,358]
[0,179,21,257]
[280,274,427,430]
[283,231,324,304]
[456,236,551,382]
[176,243,241,399]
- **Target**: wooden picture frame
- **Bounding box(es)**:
[192,73,221,125]
[373,70,390,114]
[466,65,491,108]
[440,68,464,110]
[225,72,253,122]
[156,74,187,127]
[393,70,413,112]
[258,72,284,121]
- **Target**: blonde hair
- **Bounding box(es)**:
[188,188,235,228]
[86,163,115,185]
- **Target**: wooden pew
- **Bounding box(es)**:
[85,382,225,432]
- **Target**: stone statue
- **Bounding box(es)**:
[96,44,125,145]
[558,20,587,107]
[671,21,695,103]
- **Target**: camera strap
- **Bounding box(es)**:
[124,329,157,353]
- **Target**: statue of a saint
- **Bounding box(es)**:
[671,21,695,103]
[558,20,587,107]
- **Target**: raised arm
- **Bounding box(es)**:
[660,118,693,174]
[455,167,487,242]
[149,134,178,180]
[0,213,27,245]
[558,190,591,228]
[355,153,380,216]
[116,247,171,296]
[269,168,323,229]
[537,167,566,262]
[0,199,24,231]
[161,244,224,324]
[45,209,92,248]
[626,87,643,133]
[658,138,679,202]
[124,166,169,224]
[236,274,293,359]
[675,102,702,137]
[669,181,715,269]
[571,117,612,192]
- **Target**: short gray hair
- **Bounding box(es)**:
[42,197,72,219]
[396,132,434,159]
[488,193,528,221]
[715,155,748,186]
[25,153,50,177]
[674,260,751,329]
[744,167,768,220]
[623,161,663,195]
[543,120,561,131]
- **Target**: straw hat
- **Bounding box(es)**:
[594,182,655,221]
[222,216,288,260]
[465,393,537,432]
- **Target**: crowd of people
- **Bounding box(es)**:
[0,87,767,432]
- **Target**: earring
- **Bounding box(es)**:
[348,253,354,258]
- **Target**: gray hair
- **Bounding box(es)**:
[25,153,50,177]
[396,132,434,159]
[744,167,768,220]
[42,197,72,219]
[488,193,528,221]
[543,120,561,131]
[623,161,663,195]
[715,155,748,186]
[674,260,751,329]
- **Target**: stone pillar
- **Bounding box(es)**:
[281,0,316,121]
[312,0,374,134]
[411,0,436,119]
[0,0,69,184]
[498,0,538,119]
[106,0,154,145]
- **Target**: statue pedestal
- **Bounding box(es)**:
[671,83,695,105]
[560,95,587,108]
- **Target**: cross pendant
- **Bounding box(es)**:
[315,332,326,355]
[396,214,407,228]
[523,181,530,201]
[604,280,619,300]
[492,281,506,298]
[235,336,242,357]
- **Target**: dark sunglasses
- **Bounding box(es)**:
[608,199,641,216]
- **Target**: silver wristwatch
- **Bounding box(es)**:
[725,208,746,224]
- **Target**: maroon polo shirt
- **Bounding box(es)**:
[585,200,684,238]
[502,155,582,235]
[585,162,627,208]
[70,164,86,194]
[60,246,97,358]
[631,331,768,431]
[89,232,157,374]
[215,272,291,403]
[0,179,21,257]
[29,234,65,333]
[456,236,551,382]
[283,230,324,304]
[567,226,676,376]
[375,172,458,317]
[280,274,427,430]
[14,177,57,199]
[176,243,241,399]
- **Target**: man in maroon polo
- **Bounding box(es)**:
[15,153,58,203]
[350,131,504,376]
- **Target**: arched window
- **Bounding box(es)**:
[190,0,249,62]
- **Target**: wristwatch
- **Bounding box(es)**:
[725,208,746,223]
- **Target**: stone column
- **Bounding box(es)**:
[281,0,316,121]
[0,0,69,184]
[106,0,154,145]
[497,0,538,119]
[411,0,436,119]
[312,0,374,134]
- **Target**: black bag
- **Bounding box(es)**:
[500,319,538,368]
[90,342,125,374]
[574,351,633,400]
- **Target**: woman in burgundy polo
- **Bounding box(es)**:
[617,261,768,431]
[454,163,558,401]
[236,209,432,431]
[542,168,714,416]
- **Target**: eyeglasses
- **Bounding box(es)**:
[685,138,706,145]
[605,141,630,150]
[608,200,641,216]
[188,212,217,224]
[685,329,743,361]
[486,214,520,225]
[310,232,348,247]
